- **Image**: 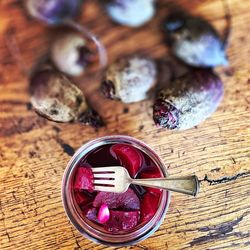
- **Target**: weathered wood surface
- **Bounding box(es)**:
[0,0,249,249]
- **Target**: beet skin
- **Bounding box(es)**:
[153,69,224,130]
[164,13,228,67]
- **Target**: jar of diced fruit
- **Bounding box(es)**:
[62,135,170,246]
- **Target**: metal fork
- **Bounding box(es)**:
[93,167,200,196]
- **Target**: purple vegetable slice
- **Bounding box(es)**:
[111,144,143,177]
[104,210,140,232]
[74,167,94,191]
[93,188,140,210]
[141,192,160,223]
[85,207,99,223]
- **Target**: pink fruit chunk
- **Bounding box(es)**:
[93,188,140,210]
[111,144,143,177]
[141,193,160,223]
[104,210,140,232]
[98,204,110,224]
[140,168,163,194]
[74,191,89,206]
[74,167,94,191]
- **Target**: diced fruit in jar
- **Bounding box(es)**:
[72,143,166,233]
[93,188,140,210]
[85,207,99,223]
[141,192,160,222]
[104,210,140,232]
[74,167,94,191]
[111,144,143,177]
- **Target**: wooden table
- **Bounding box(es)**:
[0,0,249,249]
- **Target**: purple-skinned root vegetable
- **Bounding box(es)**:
[101,55,157,103]
[30,66,104,127]
[25,0,108,69]
[156,56,189,93]
[25,0,83,25]
[105,0,155,27]
[163,12,229,67]
[153,69,224,130]
[51,33,95,76]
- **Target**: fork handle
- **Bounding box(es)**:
[131,175,200,196]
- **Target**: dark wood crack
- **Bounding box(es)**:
[133,245,149,250]
[190,211,249,247]
[201,171,250,185]
[53,128,75,157]
[55,138,75,157]
[197,211,249,233]
[245,241,250,246]
[70,227,81,250]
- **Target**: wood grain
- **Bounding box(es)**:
[0,0,249,249]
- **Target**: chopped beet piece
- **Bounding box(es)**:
[104,210,140,232]
[85,207,99,223]
[74,167,94,191]
[141,193,160,223]
[93,188,140,210]
[111,144,143,177]
[74,191,90,206]
[140,168,163,194]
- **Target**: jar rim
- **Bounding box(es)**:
[61,135,171,246]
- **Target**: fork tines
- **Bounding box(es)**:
[92,167,117,191]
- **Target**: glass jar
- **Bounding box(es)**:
[62,135,171,246]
